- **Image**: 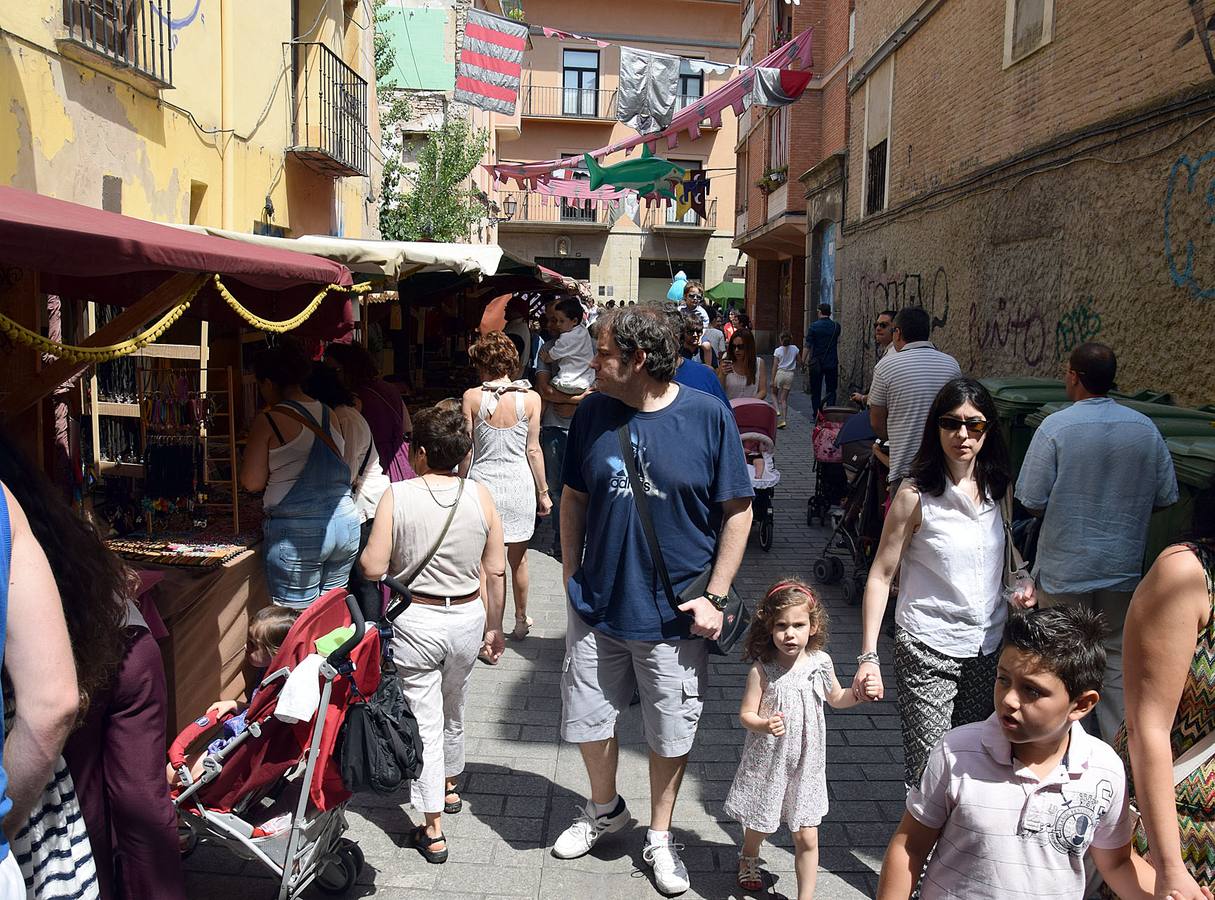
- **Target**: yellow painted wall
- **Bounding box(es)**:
[0,1,381,237]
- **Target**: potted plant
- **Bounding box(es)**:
[756,166,788,195]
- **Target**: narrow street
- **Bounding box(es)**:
[184,386,905,899]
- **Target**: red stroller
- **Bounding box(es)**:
[732,398,779,551]
[170,587,386,899]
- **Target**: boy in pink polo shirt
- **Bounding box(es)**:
[879,606,1208,900]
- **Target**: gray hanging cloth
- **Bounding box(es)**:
[617,47,681,134]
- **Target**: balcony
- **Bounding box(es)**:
[521,85,618,122]
[288,41,369,177]
[496,192,614,230]
[61,0,173,87]
[645,199,717,233]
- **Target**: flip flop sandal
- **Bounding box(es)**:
[411,824,448,864]
[444,789,463,815]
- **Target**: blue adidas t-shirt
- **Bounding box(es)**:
[673,358,730,408]
[562,386,753,641]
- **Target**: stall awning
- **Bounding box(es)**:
[705,280,745,303]
[167,225,504,281]
[0,187,353,291]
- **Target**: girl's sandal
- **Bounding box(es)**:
[737,855,764,891]
[443,788,463,814]
[411,824,448,864]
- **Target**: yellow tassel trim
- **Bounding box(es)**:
[213,274,371,333]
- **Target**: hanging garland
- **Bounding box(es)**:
[0,277,207,364]
[213,274,371,333]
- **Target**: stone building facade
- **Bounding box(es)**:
[840,0,1215,404]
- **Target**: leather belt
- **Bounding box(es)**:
[410,590,480,606]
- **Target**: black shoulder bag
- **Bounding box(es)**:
[616,426,749,656]
[340,479,465,794]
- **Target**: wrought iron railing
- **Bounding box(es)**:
[62,0,173,86]
[499,192,614,226]
[522,85,618,120]
[646,198,717,229]
[289,41,369,177]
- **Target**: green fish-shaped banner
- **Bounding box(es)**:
[584,145,686,200]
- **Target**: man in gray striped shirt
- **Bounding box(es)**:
[868,307,962,484]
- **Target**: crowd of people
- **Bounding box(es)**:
[0,287,1211,900]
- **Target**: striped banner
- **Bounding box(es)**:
[454,9,529,115]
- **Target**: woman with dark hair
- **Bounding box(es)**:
[719,329,767,401]
[850,377,1030,788]
[241,343,360,608]
[361,406,507,865]
[0,430,185,900]
[462,332,550,645]
[1118,497,1215,897]
[323,342,415,482]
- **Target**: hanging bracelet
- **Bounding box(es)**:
[856,651,881,666]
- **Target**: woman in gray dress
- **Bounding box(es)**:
[462,332,551,646]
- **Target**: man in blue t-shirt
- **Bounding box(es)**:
[552,306,753,894]
[801,302,842,416]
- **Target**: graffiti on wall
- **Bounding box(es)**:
[851,267,950,386]
[152,1,203,48]
[1176,0,1215,75]
[1164,151,1215,299]
[968,298,1048,371]
[1054,299,1103,360]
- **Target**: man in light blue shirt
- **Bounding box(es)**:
[1015,342,1177,738]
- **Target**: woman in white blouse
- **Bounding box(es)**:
[849,377,1032,788]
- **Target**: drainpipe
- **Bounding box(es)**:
[220,0,235,229]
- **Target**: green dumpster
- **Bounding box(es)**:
[980,378,1070,480]
[1025,401,1215,439]
[1145,435,1215,564]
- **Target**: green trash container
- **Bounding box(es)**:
[979,377,1069,481]
[1025,400,1215,439]
[1144,435,1215,565]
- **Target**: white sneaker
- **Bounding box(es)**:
[642,837,691,896]
[551,798,630,859]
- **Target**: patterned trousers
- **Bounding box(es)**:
[894,627,1000,788]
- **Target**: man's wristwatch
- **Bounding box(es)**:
[704,592,730,611]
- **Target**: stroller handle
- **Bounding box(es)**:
[325,589,367,669]
[380,574,414,622]
[168,707,236,769]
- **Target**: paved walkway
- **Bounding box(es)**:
[184,385,905,899]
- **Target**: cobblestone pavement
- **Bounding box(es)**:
[184,383,904,899]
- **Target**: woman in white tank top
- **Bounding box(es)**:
[361,406,507,866]
[849,377,1031,788]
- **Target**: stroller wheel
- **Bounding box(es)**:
[813,556,842,585]
[805,501,815,528]
[841,573,866,608]
[760,517,774,551]
[316,839,363,895]
[177,822,199,859]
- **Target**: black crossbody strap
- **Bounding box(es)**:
[617,425,681,615]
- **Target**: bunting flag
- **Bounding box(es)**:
[749,68,813,108]
[541,26,609,48]
[453,9,529,115]
[675,170,710,220]
[486,28,814,185]
[618,47,681,134]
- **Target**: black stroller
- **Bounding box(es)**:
[806,407,854,526]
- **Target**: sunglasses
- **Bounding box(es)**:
[938,416,990,435]
[875,321,891,328]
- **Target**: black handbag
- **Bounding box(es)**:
[616,426,750,656]
[340,659,423,794]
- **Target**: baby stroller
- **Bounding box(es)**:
[806,407,854,526]
[813,421,886,606]
[170,586,395,899]
[732,397,780,552]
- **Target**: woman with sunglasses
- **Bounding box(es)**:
[719,329,767,401]
[850,377,1032,788]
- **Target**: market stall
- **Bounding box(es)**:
[0,185,362,728]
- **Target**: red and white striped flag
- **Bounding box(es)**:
[454,9,529,115]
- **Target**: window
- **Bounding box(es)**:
[563,50,599,116]
[62,0,173,86]
[559,153,596,223]
[849,10,856,51]
[736,149,748,214]
[771,0,793,47]
[678,59,704,110]
[766,107,788,171]
[1003,0,1055,66]
[865,140,887,215]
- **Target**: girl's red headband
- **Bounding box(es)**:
[765,581,818,607]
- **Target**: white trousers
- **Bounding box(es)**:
[0,853,23,900]
[390,599,486,814]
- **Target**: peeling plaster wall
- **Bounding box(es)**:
[0,1,380,237]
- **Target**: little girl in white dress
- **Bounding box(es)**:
[723,578,879,898]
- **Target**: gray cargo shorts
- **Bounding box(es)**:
[560,605,709,758]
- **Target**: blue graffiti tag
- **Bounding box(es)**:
[1164,151,1215,300]
[151,0,202,30]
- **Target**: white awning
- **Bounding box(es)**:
[163,224,503,281]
